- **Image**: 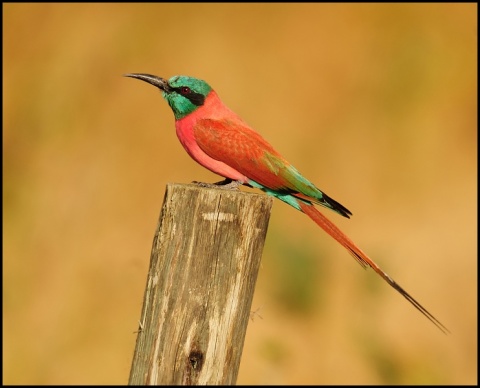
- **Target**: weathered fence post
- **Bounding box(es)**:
[128,183,273,385]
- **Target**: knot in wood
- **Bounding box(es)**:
[188,350,204,371]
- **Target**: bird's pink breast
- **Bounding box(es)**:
[174,91,250,183]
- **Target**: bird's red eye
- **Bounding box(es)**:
[180,87,191,94]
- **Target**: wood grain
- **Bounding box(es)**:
[129,183,273,385]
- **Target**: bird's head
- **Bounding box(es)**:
[125,74,212,120]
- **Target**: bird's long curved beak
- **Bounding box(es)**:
[124,73,171,92]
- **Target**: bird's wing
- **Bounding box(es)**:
[193,118,352,217]
[194,118,307,189]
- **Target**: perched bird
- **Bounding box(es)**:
[125,73,448,334]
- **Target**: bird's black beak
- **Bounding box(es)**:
[124,73,171,93]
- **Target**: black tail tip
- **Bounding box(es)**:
[322,193,352,218]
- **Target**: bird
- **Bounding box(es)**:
[125,73,449,334]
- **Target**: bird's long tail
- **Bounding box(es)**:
[298,201,449,334]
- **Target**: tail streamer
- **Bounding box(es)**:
[299,202,449,334]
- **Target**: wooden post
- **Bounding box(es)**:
[128,183,273,385]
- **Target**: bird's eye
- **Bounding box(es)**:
[180,87,191,95]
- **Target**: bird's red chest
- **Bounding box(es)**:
[174,91,227,155]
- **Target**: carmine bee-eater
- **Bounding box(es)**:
[125,73,448,334]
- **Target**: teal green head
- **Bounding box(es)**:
[125,73,212,120]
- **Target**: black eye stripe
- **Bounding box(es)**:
[172,86,191,96]
[171,86,205,107]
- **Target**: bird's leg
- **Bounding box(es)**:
[192,178,242,190]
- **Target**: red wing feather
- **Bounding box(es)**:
[194,118,293,189]
[194,118,352,218]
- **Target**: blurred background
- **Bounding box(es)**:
[3,3,477,385]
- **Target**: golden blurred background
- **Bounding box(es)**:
[3,3,477,385]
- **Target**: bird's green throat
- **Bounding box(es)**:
[162,76,212,120]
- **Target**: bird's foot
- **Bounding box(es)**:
[192,178,242,190]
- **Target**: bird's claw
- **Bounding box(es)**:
[192,178,242,190]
